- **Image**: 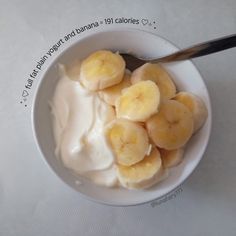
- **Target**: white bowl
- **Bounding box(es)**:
[32,29,212,206]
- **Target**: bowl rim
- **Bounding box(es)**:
[31,28,212,207]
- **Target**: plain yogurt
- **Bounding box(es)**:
[50,65,117,187]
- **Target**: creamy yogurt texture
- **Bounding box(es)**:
[50,65,117,187]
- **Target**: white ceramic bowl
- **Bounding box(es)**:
[32,29,212,206]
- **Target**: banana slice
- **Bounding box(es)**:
[117,147,166,189]
[131,63,176,100]
[105,119,149,166]
[116,80,160,122]
[160,148,184,168]
[80,50,125,91]
[173,92,208,132]
[146,100,194,150]
[99,71,131,106]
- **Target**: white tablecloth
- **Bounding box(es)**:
[1,0,236,235]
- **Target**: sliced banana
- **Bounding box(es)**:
[117,147,166,189]
[105,119,149,166]
[160,148,184,168]
[131,63,176,100]
[116,80,160,122]
[174,92,208,132]
[99,71,131,106]
[146,100,194,150]
[80,50,125,91]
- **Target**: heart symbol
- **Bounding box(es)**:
[22,90,29,97]
[141,19,149,25]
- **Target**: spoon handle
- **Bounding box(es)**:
[152,34,236,63]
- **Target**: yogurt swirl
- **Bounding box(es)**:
[50,65,117,187]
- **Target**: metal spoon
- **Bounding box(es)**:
[121,34,236,71]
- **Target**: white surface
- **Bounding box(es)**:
[0,0,236,235]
